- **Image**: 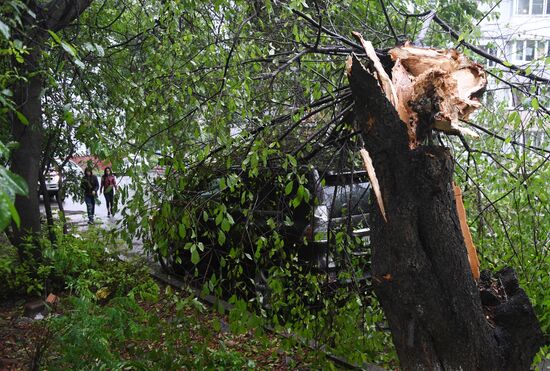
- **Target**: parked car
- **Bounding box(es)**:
[149,166,373,297]
[39,160,83,201]
[42,169,61,199]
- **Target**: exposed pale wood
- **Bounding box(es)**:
[359,148,387,223]
[453,183,480,280]
[352,32,398,108]
[391,59,417,146]
[389,45,486,138]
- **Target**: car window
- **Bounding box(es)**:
[322,182,370,218]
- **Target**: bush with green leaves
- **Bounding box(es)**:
[0,224,154,299]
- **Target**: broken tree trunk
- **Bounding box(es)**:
[348,55,543,370]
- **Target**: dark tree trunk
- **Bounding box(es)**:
[348,56,543,370]
[10,44,44,255]
[9,0,93,253]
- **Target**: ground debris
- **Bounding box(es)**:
[0,283,332,370]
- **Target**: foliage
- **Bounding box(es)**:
[44,294,249,369]
[0,224,154,299]
[0,140,28,231]
[446,49,549,364]
[450,104,550,363]
[42,285,330,370]
[0,1,29,231]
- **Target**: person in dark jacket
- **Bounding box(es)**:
[81,167,99,224]
[100,167,117,217]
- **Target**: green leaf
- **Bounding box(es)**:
[0,142,8,157]
[288,155,297,167]
[0,193,11,231]
[218,230,226,245]
[215,211,223,225]
[8,199,20,228]
[221,218,230,232]
[191,247,200,265]
[0,168,28,196]
[284,181,293,195]
[531,98,539,110]
[15,111,28,125]
[61,41,76,57]
[178,223,186,239]
[47,30,62,44]
[0,20,10,40]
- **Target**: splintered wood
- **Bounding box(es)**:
[348,33,487,147]
[390,45,487,144]
[352,32,398,107]
[359,148,387,223]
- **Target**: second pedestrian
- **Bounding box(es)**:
[100,167,118,217]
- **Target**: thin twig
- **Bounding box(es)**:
[378,0,399,44]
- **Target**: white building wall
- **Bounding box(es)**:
[481,0,550,74]
[479,0,549,149]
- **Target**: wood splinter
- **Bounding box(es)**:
[359,148,387,223]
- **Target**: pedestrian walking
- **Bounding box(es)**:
[81,167,99,224]
[100,167,118,217]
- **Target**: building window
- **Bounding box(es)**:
[516,0,550,14]
[533,0,544,13]
[480,45,497,67]
[517,0,530,13]
[526,40,536,61]
[512,40,549,61]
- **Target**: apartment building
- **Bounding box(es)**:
[479,0,549,149]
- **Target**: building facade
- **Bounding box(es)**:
[479,0,549,149]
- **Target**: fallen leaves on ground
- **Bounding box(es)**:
[0,283,332,370]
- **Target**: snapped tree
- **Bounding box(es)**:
[347,47,543,369]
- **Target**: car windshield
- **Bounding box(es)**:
[322,182,370,218]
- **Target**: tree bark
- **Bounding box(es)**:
[10,44,44,252]
[9,0,93,251]
[348,55,543,370]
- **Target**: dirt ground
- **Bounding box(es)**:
[0,298,43,370]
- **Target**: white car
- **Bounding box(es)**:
[40,160,83,200]
[43,170,61,199]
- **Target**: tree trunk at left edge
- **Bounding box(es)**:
[10,43,44,258]
[9,0,93,256]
